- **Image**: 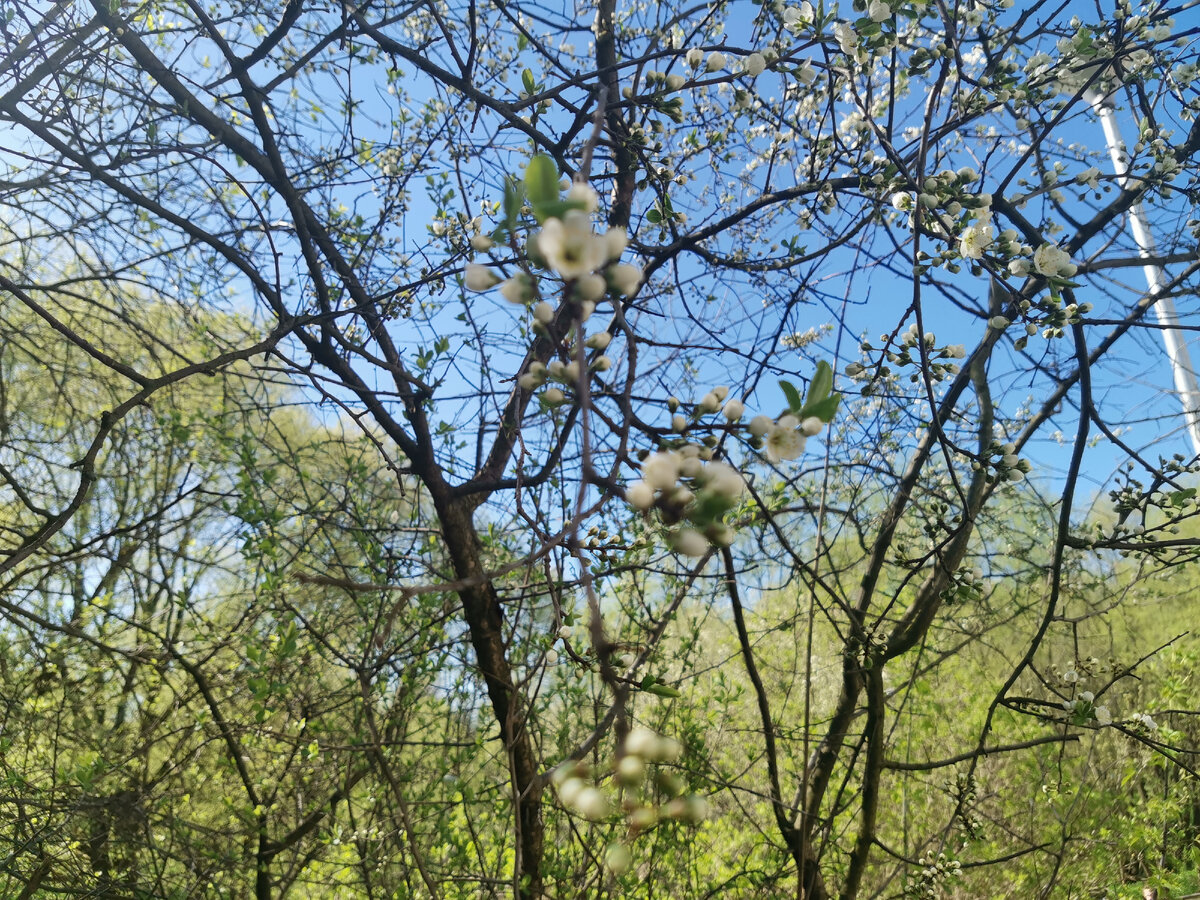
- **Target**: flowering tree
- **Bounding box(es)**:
[2,0,1200,897]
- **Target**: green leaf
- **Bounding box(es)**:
[779,379,803,412]
[807,360,833,406]
[646,683,682,698]
[522,68,536,96]
[801,394,841,422]
[1169,488,1196,506]
[502,177,522,231]
[525,153,560,209]
[646,208,662,224]
[532,198,589,223]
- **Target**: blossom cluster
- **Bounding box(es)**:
[983,441,1032,483]
[551,726,706,875]
[465,158,643,410]
[626,446,746,554]
[905,851,963,899]
[1061,691,1112,727]
[1128,712,1158,732]
[748,412,824,462]
[854,325,967,387]
[624,366,838,554]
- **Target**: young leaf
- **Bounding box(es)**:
[502,176,522,231]
[807,360,833,405]
[646,683,682,698]
[779,379,803,413]
[802,394,841,422]
[525,153,560,209]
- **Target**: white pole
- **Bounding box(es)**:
[1084,88,1200,457]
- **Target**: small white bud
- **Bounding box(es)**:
[672,528,709,557]
[608,263,642,296]
[605,842,633,874]
[574,786,612,820]
[626,480,655,510]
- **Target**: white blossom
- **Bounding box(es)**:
[800,416,823,436]
[465,263,500,291]
[701,462,744,500]
[673,528,709,557]
[1033,243,1076,278]
[959,222,995,260]
[500,274,535,304]
[626,480,655,509]
[575,273,607,301]
[834,22,856,55]
[765,415,806,462]
[538,212,606,278]
[604,227,628,261]
[608,263,642,296]
[641,452,680,491]
[573,786,612,820]
[565,182,599,213]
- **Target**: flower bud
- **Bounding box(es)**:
[605,842,632,874]
[626,480,655,510]
[574,786,612,820]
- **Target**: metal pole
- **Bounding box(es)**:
[1084,88,1200,457]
